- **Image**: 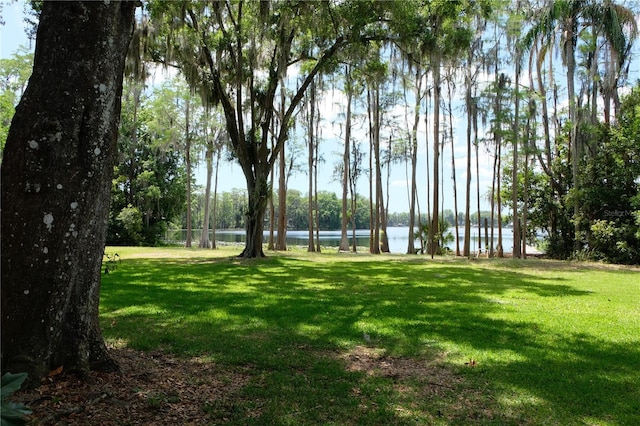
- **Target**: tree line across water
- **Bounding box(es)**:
[110,177,498,247]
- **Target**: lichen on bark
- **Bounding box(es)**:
[1,1,136,384]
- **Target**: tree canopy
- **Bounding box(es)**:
[2,0,639,262]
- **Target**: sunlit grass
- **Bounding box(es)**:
[100,246,640,425]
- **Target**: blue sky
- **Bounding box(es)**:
[1,2,26,55]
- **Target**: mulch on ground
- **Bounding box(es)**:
[14,348,251,425]
[14,345,480,425]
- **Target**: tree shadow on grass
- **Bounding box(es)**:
[99,256,639,424]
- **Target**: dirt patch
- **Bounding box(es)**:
[14,348,251,425]
[338,345,462,391]
[336,346,493,422]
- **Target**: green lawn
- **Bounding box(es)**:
[100,246,640,425]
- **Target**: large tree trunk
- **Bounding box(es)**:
[240,174,269,258]
[1,1,136,383]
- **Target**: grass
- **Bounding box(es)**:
[100,246,640,425]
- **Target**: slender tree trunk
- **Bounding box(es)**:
[566,18,580,251]
[490,148,497,258]
[512,49,521,258]
[211,148,221,249]
[199,140,214,248]
[372,86,383,254]
[523,97,534,259]
[464,74,473,258]
[429,58,441,258]
[350,193,358,252]
[407,138,418,254]
[475,107,481,255]
[268,158,275,250]
[367,89,376,254]
[493,73,505,258]
[407,66,421,255]
[276,82,287,251]
[276,143,287,251]
[379,133,390,253]
[446,75,460,256]
[267,117,276,251]
[314,131,321,252]
[185,101,193,248]
[339,67,352,252]
[349,141,361,253]
[425,88,431,251]
[1,0,135,382]
[440,130,445,247]
[307,79,316,252]
[496,139,504,258]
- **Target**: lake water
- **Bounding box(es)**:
[206,226,524,254]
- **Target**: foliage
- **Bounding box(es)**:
[103,252,121,274]
[501,78,640,263]
[0,46,33,161]
[413,218,454,254]
[1,373,32,426]
[0,91,13,157]
[108,145,187,246]
[575,85,640,263]
[115,205,143,243]
[108,85,188,246]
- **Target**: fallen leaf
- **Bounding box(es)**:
[48,365,64,376]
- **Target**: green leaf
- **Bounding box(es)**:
[2,402,33,426]
[1,373,31,426]
[0,373,28,401]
